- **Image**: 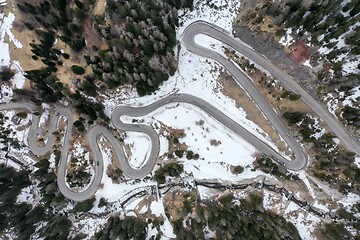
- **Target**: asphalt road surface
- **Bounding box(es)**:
[1,21,359,201]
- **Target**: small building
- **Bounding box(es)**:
[11,115,21,125]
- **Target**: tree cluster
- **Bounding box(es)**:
[232,165,244,174]
[341,105,360,128]
[69,90,109,122]
[72,197,95,213]
[282,111,304,125]
[34,158,66,206]
[283,111,321,142]
[281,90,301,101]
[255,157,300,181]
[154,162,184,184]
[94,216,147,240]
[320,223,353,240]
[17,0,90,53]
[17,0,195,125]
[311,134,359,194]
[71,65,86,75]
[0,164,71,240]
[25,67,64,103]
[18,0,107,122]
[172,193,301,240]
[0,116,23,150]
[0,66,15,81]
[91,0,192,96]
[265,0,359,49]
[18,0,90,103]
[73,119,85,132]
[66,157,92,189]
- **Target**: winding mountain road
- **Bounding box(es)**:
[184,21,360,156]
[1,21,358,201]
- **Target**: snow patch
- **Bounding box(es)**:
[302,59,312,68]
[284,202,320,240]
[0,11,25,88]
[339,193,360,210]
[16,186,36,204]
[355,156,360,168]
[342,86,360,107]
[279,28,295,47]
[194,34,227,58]
[149,200,176,238]
[178,0,241,34]
[123,132,152,169]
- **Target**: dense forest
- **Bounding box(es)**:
[170,193,301,240]
[94,193,301,240]
[94,215,147,240]
[16,0,193,122]
[0,164,71,240]
[91,0,192,96]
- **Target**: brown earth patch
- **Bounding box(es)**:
[218,72,290,155]
[83,18,108,51]
[162,189,198,221]
[4,0,98,93]
[94,0,106,16]
[157,122,188,161]
[123,142,133,158]
[221,48,323,153]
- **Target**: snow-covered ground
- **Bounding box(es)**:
[323,93,339,117]
[65,141,96,191]
[148,199,176,238]
[178,0,240,33]
[194,34,227,58]
[38,104,51,127]
[355,156,360,168]
[284,201,321,240]
[302,59,312,69]
[279,28,295,47]
[122,103,261,181]
[0,108,31,163]
[0,10,25,88]
[16,186,36,204]
[123,132,152,169]
[0,83,13,103]
[322,86,359,119]
[95,137,156,203]
[0,2,29,167]
[339,193,360,210]
[341,85,360,107]
[263,188,323,240]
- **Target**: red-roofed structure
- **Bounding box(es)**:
[289,41,310,64]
